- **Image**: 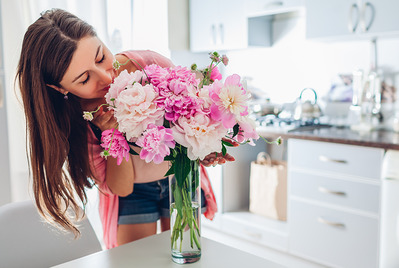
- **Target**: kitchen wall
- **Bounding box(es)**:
[171,11,399,106]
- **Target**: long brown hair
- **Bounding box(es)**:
[16,9,97,236]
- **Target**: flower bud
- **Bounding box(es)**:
[83,111,94,121]
[113,59,121,70]
[209,52,220,62]
[222,55,229,66]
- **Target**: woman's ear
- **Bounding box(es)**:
[46,84,68,95]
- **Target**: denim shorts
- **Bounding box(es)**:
[118,177,207,225]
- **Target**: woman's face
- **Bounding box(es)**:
[59,36,115,99]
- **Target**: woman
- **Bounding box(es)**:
[17,9,233,249]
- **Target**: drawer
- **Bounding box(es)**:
[221,213,288,251]
[290,171,380,213]
[288,139,384,180]
[289,200,379,268]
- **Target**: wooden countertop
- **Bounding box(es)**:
[257,125,399,150]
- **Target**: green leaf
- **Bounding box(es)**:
[175,153,191,188]
[232,124,239,138]
[164,163,175,177]
[222,140,234,147]
[163,155,175,161]
[222,144,227,156]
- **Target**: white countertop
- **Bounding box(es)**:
[53,231,285,268]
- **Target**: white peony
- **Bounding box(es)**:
[172,113,227,160]
[114,82,164,141]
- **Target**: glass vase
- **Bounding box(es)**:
[169,159,201,264]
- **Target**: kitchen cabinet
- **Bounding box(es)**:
[246,0,304,17]
[189,0,247,52]
[189,0,304,52]
[202,138,290,251]
[287,139,384,268]
[203,126,399,267]
[305,0,399,40]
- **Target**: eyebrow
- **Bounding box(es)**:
[72,44,102,83]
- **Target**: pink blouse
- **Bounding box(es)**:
[88,50,218,249]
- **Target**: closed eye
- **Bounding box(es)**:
[81,74,90,85]
[97,54,105,64]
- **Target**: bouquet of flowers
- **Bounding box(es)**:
[83,52,280,261]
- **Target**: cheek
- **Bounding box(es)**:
[70,85,102,99]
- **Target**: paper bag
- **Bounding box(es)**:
[249,152,287,221]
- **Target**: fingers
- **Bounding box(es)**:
[199,153,236,167]
[91,108,117,131]
[222,153,235,162]
[92,106,104,121]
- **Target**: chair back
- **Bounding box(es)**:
[0,200,102,268]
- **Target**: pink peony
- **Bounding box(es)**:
[105,69,145,105]
[168,66,198,86]
[163,94,202,122]
[232,116,259,145]
[210,65,222,81]
[208,74,249,129]
[155,78,202,123]
[171,113,227,160]
[144,64,170,87]
[136,124,175,164]
[114,83,164,141]
[100,128,130,165]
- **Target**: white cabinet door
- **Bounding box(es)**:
[189,0,247,52]
[306,0,353,39]
[287,139,382,268]
[306,0,399,40]
[288,139,384,180]
[290,200,379,268]
[365,0,399,35]
[218,0,247,51]
[189,0,219,52]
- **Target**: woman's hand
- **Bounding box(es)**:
[200,152,235,167]
[91,106,118,132]
[200,138,239,167]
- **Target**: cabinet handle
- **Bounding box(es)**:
[265,1,283,9]
[319,155,348,164]
[211,24,217,45]
[360,2,375,32]
[348,3,359,33]
[318,186,346,196]
[219,23,224,45]
[317,217,345,229]
[243,230,262,240]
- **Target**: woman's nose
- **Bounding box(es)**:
[97,67,113,84]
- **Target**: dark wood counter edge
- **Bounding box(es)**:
[257,128,399,151]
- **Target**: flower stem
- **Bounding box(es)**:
[170,160,201,252]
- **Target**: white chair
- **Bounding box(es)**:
[0,200,102,268]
